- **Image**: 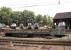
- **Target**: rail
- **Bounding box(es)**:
[0,37,71,45]
[0,37,71,50]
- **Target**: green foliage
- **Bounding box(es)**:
[47,16,53,26]
[0,7,12,25]
[35,14,42,23]
[11,11,22,23]
[42,15,48,25]
[22,10,35,26]
[0,7,12,15]
[0,7,53,27]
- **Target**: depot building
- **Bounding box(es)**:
[53,12,71,30]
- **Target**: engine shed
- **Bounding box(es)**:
[53,12,71,30]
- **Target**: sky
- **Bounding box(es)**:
[0,0,71,17]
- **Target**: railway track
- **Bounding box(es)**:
[0,37,71,50]
[0,37,71,45]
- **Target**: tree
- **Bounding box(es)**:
[0,7,53,27]
[0,7,12,15]
[11,11,22,25]
[22,10,35,26]
[35,14,43,23]
[47,16,53,27]
[0,7,12,25]
[42,15,48,25]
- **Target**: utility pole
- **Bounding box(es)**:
[58,0,60,5]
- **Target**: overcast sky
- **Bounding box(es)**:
[0,0,71,17]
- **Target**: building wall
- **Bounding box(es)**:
[53,18,71,30]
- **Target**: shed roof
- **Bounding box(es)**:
[54,12,71,19]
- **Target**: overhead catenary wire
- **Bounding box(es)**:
[19,0,61,8]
